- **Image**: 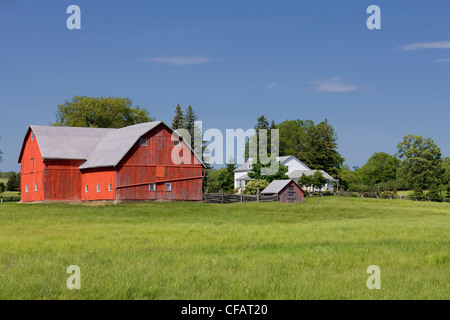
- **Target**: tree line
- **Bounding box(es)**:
[1,95,449,202]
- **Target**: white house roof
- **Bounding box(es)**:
[28,125,114,160]
[288,169,338,181]
[261,179,294,194]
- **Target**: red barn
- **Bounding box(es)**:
[18,121,204,203]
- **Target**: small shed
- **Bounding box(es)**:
[261,179,304,203]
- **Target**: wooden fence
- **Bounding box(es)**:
[203,193,279,204]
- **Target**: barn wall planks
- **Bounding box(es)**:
[116,124,203,201]
[19,123,203,202]
[20,130,45,202]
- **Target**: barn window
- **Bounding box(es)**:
[25,185,29,193]
[288,191,296,198]
[35,183,38,192]
[173,140,180,147]
[149,183,156,191]
[108,184,112,192]
[31,133,34,140]
[85,185,88,193]
[165,182,172,192]
[97,184,101,193]
[140,137,147,146]
[289,185,294,190]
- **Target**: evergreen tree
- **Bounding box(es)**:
[6,173,20,191]
[171,104,184,130]
[218,160,236,193]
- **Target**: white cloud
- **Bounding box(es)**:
[141,56,211,65]
[309,77,357,93]
[434,57,450,63]
[398,41,450,51]
[265,83,280,89]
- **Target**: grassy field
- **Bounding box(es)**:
[0,197,448,300]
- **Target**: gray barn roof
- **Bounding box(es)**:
[79,122,161,169]
[261,179,294,194]
[20,121,203,170]
[30,125,114,160]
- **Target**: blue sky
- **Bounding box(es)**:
[0,0,449,172]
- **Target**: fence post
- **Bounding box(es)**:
[221,190,224,204]
[241,193,243,203]
[0,196,2,204]
[257,188,260,202]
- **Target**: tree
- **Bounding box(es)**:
[358,152,401,186]
[0,182,5,194]
[0,135,3,164]
[298,173,313,198]
[248,157,289,183]
[310,171,327,203]
[218,160,236,193]
[6,173,20,191]
[301,119,345,178]
[53,96,153,128]
[244,180,269,195]
[442,157,450,185]
[338,166,365,192]
[397,135,444,190]
[171,104,184,130]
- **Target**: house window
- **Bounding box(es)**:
[25,185,29,193]
[165,183,172,192]
[85,185,89,193]
[140,137,147,146]
[31,133,34,140]
[149,183,156,191]
[35,183,38,192]
[97,184,101,193]
[173,140,180,147]
[108,184,113,192]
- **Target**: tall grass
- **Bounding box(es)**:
[0,197,448,299]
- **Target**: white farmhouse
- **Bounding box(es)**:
[234,155,338,193]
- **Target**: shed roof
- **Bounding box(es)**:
[261,179,295,194]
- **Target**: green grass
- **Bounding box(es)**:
[0,197,448,300]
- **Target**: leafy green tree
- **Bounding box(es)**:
[358,152,401,186]
[413,183,424,201]
[218,160,236,193]
[426,185,442,202]
[171,104,184,130]
[442,157,450,185]
[446,184,450,199]
[301,119,344,178]
[244,180,269,195]
[397,135,444,190]
[205,168,222,193]
[0,135,3,164]
[6,173,20,191]
[53,96,152,128]
[0,182,5,194]
[338,166,365,192]
[310,171,327,203]
[248,157,289,183]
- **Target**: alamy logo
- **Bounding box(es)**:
[366,265,381,289]
[67,5,81,30]
[66,265,81,290]
[366,5,381,30]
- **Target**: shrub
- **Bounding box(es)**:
[244,180,270,195]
